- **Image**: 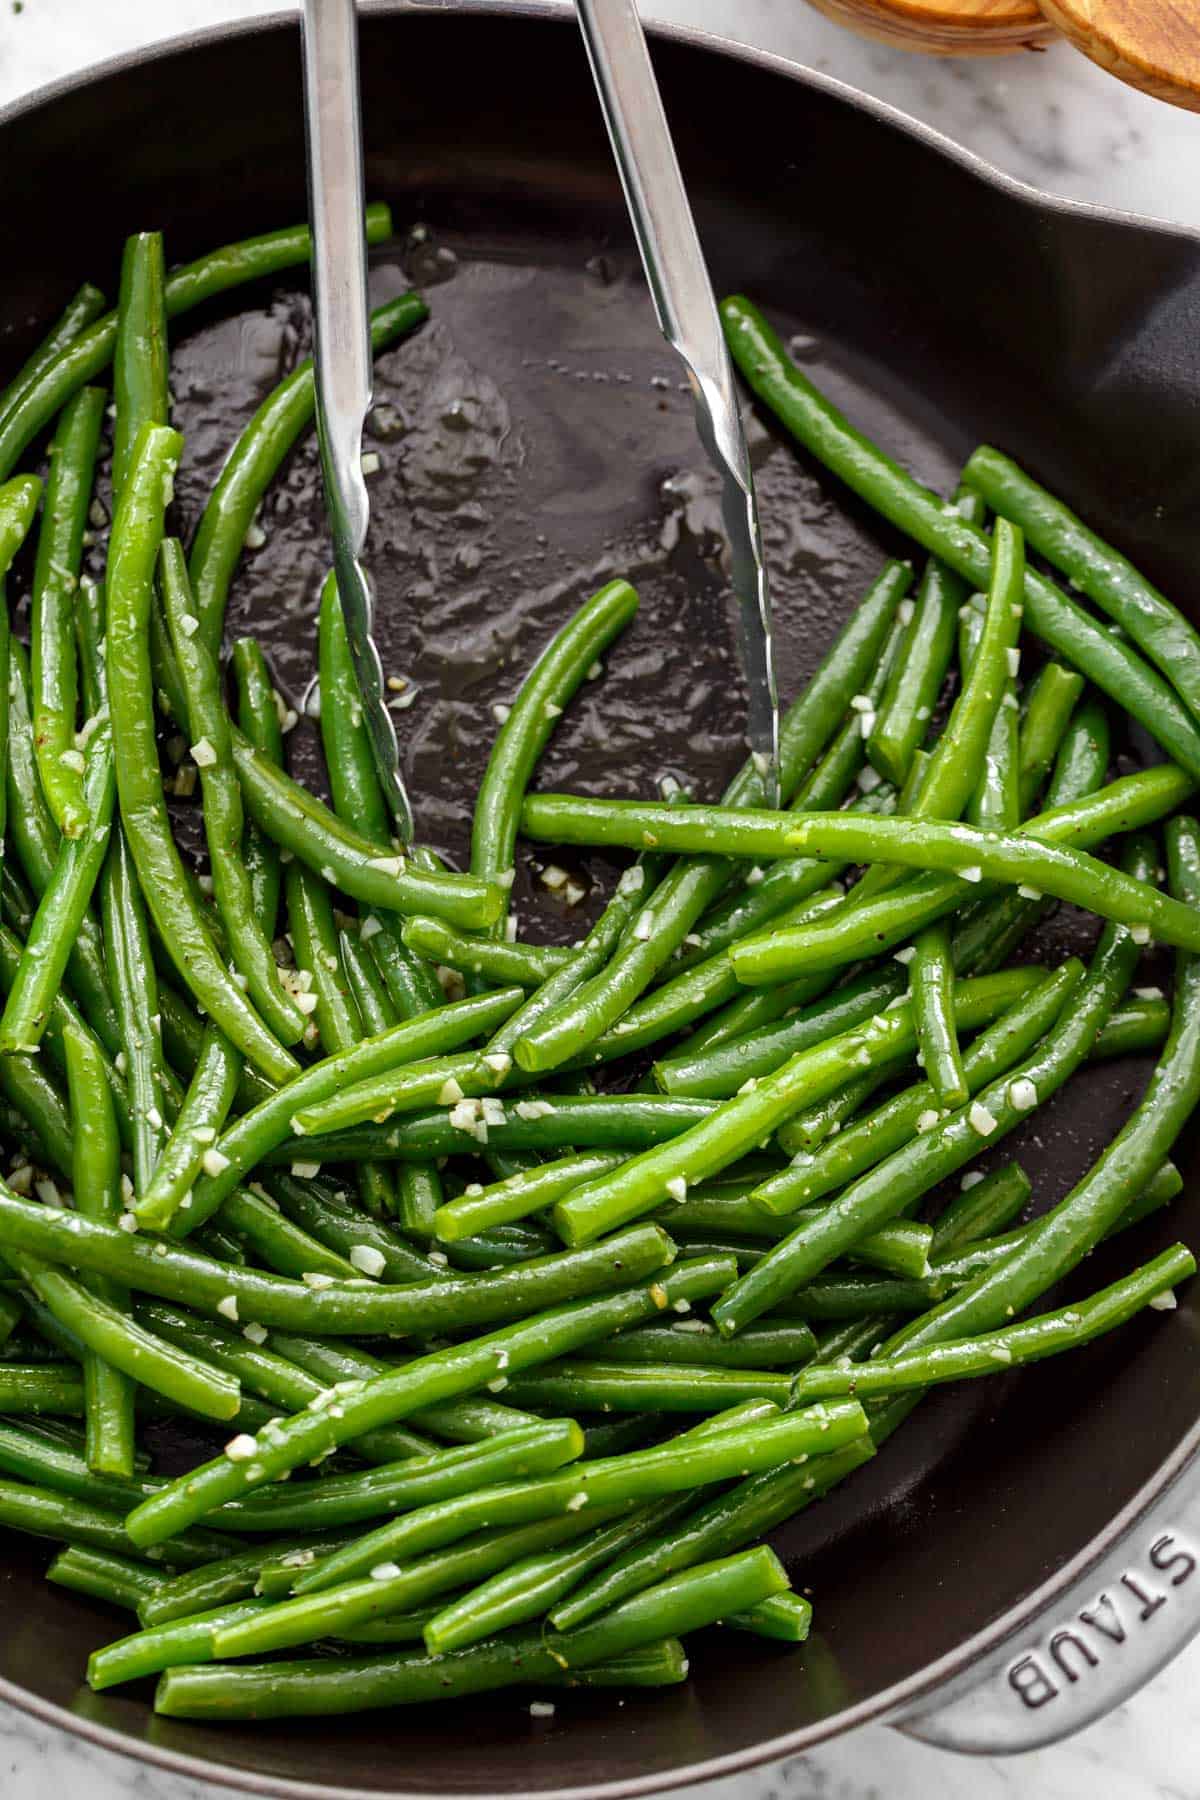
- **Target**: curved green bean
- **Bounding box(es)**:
[30,385,105,836]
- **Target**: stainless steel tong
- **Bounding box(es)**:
[300,0,413,841]
[575,0,781,800]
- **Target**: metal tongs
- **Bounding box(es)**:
[576,0,781,801]
[300,0,413,841]
[300,0,780,831]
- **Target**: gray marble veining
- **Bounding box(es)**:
[0,3,1196,1797]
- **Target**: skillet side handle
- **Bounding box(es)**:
[888,1442,1200,1754]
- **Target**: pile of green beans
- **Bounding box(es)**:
[0,224,1191,1735]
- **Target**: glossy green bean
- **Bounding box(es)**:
[0,282,106,433]
[909,923,968,1107]
[123,1253,732,1548]
[0,728,114,1054]
[231,638,283,936]
[930,1162,1032,1254]
[64,1023,137,1475]
[965,445,1200,727]
[161,540,306,1043]
[48,1544,161,1613]
[472,579,638,924]
[401,916,570,987]
[318,573,390,845]
[1016,662,1085,813]
[30,385,106,836]
[720,296,1200,779]
[232,734,500,929]
[265,1175,437,1284]
[101,828,166,1191]
[502,1361,794,1413]
[868,558,962,786]
[0,1479,237,1570]
[0,1365,85,1413]
[112,232,169,502]
[134,1025,242,1230]
[433,1151,626,1242]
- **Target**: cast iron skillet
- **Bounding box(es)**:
[2,5,1200,1793]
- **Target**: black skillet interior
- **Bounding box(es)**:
[1,10,1200,1795]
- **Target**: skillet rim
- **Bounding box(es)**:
[0,5,1197,1793]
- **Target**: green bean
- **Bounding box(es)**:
[161,541,306,1043]
[418,1404,774,1654]
[552,971,1041,1246]
[964,445,1200,726]
[472,579,639,925]
[930,1162,1032,1254]
[656,964,905,1099]
[0,729,114,1054]
[512,563,909,1073]
[265,1174,438,1284]
[256,1331,544,1447]
[63,1023,136,1474]
[318,573,390,844]
[660,1194,932,1276]
[101,829,166,1190]
[339,929,397,1032]
[794,1244,1193,1405]
[0,1045,73,1175]
[364,914,443,1020]
[1017,662,1085,813]
[0,1365,84,1413]
[868,559,962,786]
[123,1252,731,1549]
[433,1152,626,1243]
[900,516,1023,830]
[909,923,968,1107]
[7,636,119,1051]
[215,1186,357,1281]
[138,1532,363,1626]
[106,426,299,1082]
[720,297,1200,779]
[162,1549,783,1716]
[232,733,500,928]
[222,1425,586,1535]
[91,1596,274,1689]
[1046,693,1110,807]
[581,1317,817,1370]
[134,1026,242,1230]
[48,1544,161,1613]
[190,289,423,656]
[1094,996,1170,1059]
[280,1094,718,1164]
[502,1361,794,1413]
[230,1410,859,1628]
[231,638,283,936]
[969,682,1019,830]
[112,232,169,502]
[179,988,522,1232]
[0,1479,238,1569]
[726,1591,814,1642]
[714,852,1150,1334]
[549,1436,872,1631]
[682,968,834,1059]
[30,386,106,837]
[284,860,361,1049]
[0,282,106,434]
[401,916,569,988]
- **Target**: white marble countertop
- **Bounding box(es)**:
[0,4,1197,1798]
